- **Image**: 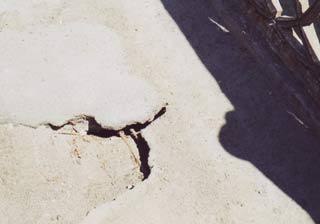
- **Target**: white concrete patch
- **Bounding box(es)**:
[0,22,164,129]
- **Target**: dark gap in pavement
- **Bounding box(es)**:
[49,106,166,180]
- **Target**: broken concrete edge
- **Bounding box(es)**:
[0,104,167,180]
[212,0,320,136]
[0,103,167,132]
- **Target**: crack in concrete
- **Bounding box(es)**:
[45,106,166,180]
[0,106,166,180]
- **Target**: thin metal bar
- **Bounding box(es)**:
[292,0,319,62]
[277,0,320,28]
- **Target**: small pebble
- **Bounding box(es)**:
[126,185,134,190]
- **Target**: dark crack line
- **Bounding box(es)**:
[129,131,151,180]
[47,106,167,180]
[86,106,167,138]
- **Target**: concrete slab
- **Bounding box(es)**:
[0,1,319,224]
[0,124,142,224]
[0,21,163,129]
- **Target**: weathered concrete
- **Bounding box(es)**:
[0,124,142,224]
[0,21,164,129]
[1,1,319,224]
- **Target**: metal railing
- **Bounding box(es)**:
[276,0,320,62]
[250,0,320,63]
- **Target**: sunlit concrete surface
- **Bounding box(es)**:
[0,1,319,224]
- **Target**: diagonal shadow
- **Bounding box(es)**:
[160,0,320,222]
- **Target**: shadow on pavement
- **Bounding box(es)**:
[161,0,320,222]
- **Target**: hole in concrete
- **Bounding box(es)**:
[48,106,166,180]
[130,132,151,179]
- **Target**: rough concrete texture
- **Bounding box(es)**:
[0,21,164,129]
[0,124,142,224]
[1,0,320,224]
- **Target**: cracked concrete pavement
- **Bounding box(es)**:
[1,0,320,223]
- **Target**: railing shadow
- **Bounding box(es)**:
[160,0,320,222]
[279,0,320,57]
[279,0,297,17]
[309,0,320,42]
